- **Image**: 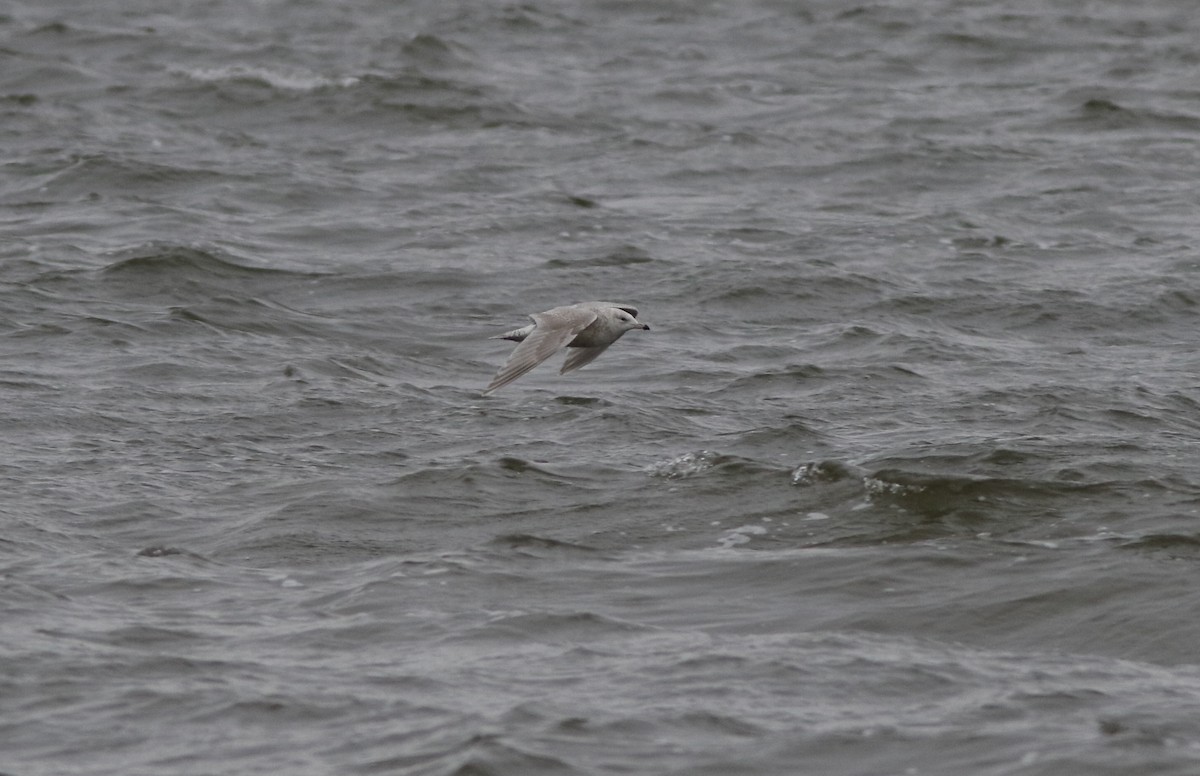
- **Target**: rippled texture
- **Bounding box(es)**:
[5,1,1200,774]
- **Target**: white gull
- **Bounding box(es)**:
[484,302,650,395]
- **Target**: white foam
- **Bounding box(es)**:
[173,64,359,92]
[716,524,768,549]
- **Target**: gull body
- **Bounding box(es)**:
[484,302,650,395]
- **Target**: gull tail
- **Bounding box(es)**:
[489,324,534,342]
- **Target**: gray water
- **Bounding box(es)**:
[6,1,1200,774]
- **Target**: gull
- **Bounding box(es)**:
[484,302,650,395]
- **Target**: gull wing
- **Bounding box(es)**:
[484,306,598,394]
[559,344,611,374]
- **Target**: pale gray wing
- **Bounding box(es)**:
[559,344,612,374]
[484,307,597,394]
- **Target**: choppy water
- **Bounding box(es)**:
[6,1,1200,774]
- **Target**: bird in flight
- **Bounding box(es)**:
[484,301,650,395]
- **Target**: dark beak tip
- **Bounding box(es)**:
[643,324,651,330]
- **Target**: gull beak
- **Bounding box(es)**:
[641,323,650,331]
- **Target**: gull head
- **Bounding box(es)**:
[611,309,650,332]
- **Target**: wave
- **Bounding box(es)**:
[1116,533,1200,561]
[99,242,314,280]
[1,152,226,205]
[648,450,784,480]
[171,64,360,92]
[164,63,537,131]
